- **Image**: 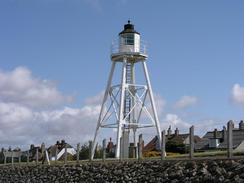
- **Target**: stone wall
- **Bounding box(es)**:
[0,159,244,182]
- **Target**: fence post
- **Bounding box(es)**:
[64,143,67,165]
[76,143,80,164]
[102,139,106,162]
[55,145,58,163]
[119,137,122,161]
[41,143,45,164]
[138,134,143,160]
[227,120,233,158]
[36,148,39,165]
[18,153,21,164]
[189,125,194,159]
[89,141,92,162]
[161,130,166,160]
[11,151,14,166]
[27,150,30,165]
[41,143,45,156]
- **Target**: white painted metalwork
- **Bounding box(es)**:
[91,21,162,159]
[111,38,147,55]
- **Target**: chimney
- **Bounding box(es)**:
[213,128,218,138]
[61,140,65,145]
[222,126,227,142]
[175,128,179,136]
[167,126,172,136]
[239,120,244,130]
[231,121,235,129]
[30,144,34,150]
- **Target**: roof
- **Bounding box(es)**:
[119,20,140,35]
[143,135,158,152]
[197,126,244,150]
[219,129,244,149]
[47,141,73,157]
[143,133,201,152]
[195,138,210,150]
[202,131,224,139]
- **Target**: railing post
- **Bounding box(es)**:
[138,134,143,160]
[102,139,106,162]
[161,130,166,160]
[227,120,234,158]
[76,143,80,164]
[89,141,92,162]
[64,143,67,165]
[189,125,194,159]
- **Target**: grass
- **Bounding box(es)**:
[1,150,244,167]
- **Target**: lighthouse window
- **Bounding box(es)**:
[125,34,134,45]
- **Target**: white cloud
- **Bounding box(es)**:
[231,84,244,106]
[0,102,100,148]
[0,102,33,128]
[174,96,197,109]
[160,114,222,137]
[0,67,100,149]
[0,67,73,108]
[161,113,191,132]
[84,91,104,106]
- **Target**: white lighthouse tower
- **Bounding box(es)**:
[91,21,162,159]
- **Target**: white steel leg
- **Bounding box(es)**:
[115,57,127,159]
[142,61,162,149]
[91,62,116,159]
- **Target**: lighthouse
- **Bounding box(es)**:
[91,21,162,159]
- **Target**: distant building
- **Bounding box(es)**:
[28,144,42,161]
[195,120,244,151]
[144,126,201,152]
[48,140,76,161]
[106,138,116,154]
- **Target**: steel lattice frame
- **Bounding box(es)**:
[91,57,162,159]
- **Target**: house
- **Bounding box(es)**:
[195,120,244,151]
[48,140,76,161]
[1,147,22,163]
[105,138,116,158]
[106,138,116,154]
[195,127,226,150]
[28,144,43,161]
[144,126,201,152]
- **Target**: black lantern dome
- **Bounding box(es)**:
[119,20,140,35]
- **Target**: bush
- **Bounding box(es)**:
[79,143,90,160]
[166,141,189,154]
[143,151,161,157]
[78,142,103,160]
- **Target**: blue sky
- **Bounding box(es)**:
[0,0,244,147]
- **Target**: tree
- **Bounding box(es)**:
[166,140,188,154]
[79,143,90,160]
[78,142,103,160]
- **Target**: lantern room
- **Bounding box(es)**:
[119,20,140,53]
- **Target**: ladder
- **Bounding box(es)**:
[124,63,132,126]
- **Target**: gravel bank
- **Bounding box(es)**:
[1,160,244,182]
